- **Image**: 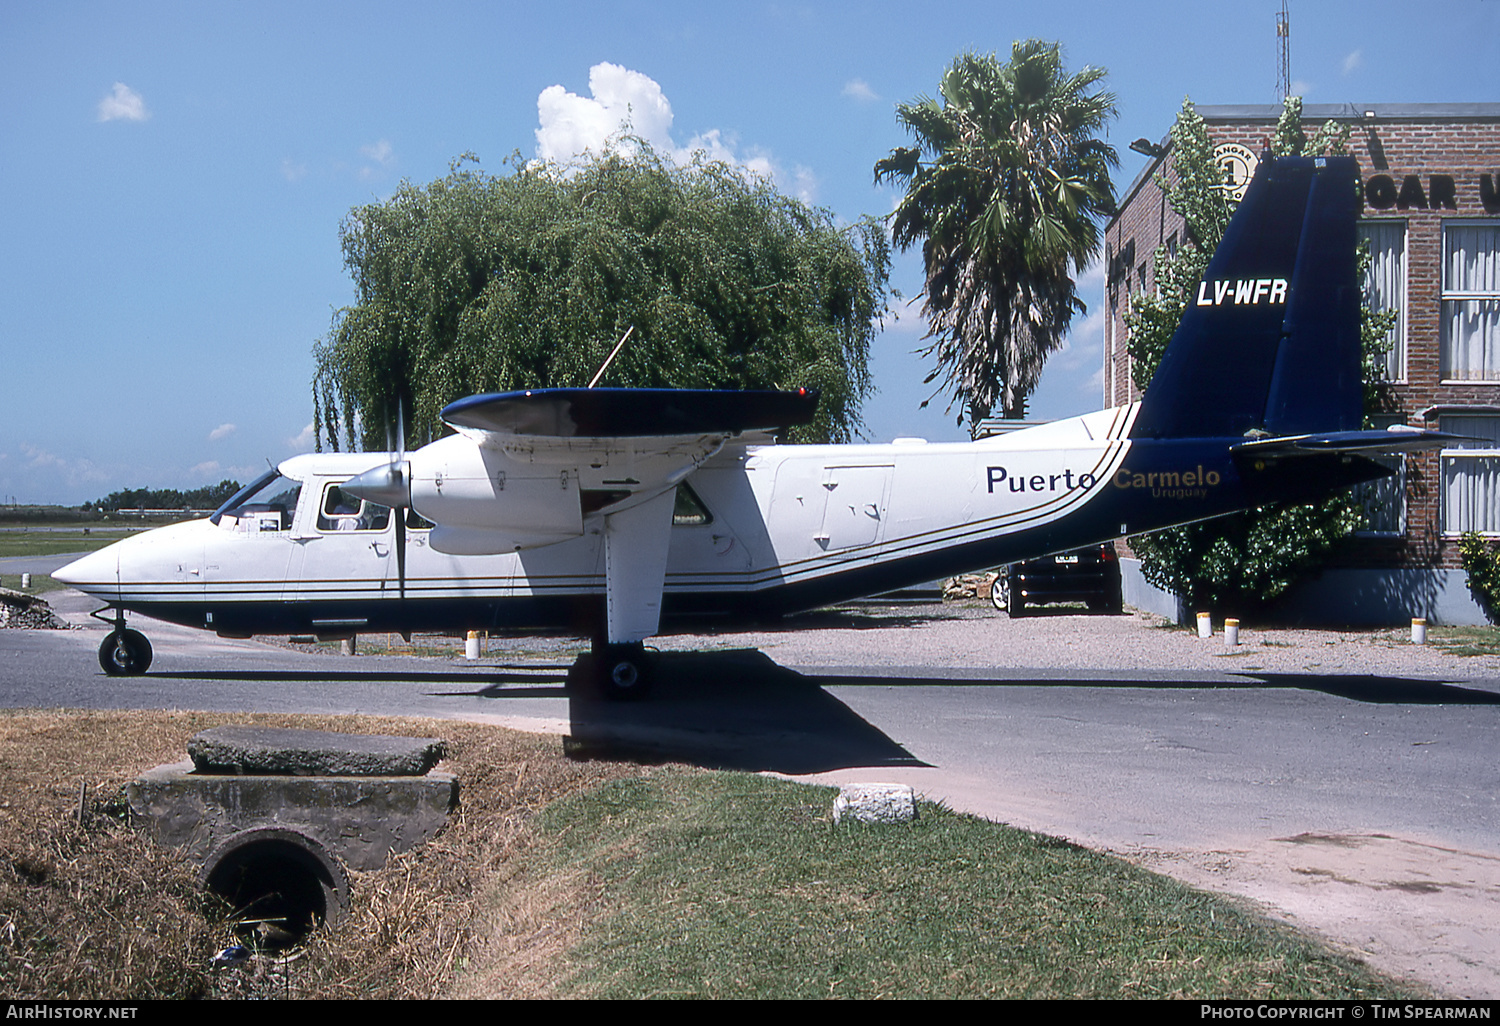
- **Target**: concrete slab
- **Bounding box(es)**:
[128,760,458,870]
[187,725,445,776]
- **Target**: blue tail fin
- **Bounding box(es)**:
[1130,155,1362,441]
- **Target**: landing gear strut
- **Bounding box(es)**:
[94,609,152,676]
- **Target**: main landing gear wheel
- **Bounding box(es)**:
[596,643,652,701]
[99,629,152,676]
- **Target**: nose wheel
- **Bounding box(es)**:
[99,628,153,676]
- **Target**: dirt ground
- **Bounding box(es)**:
[1119,830,1500,998]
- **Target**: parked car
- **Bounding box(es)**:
[991,542,1123,617]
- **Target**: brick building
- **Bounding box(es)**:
[1104,103,1500,624]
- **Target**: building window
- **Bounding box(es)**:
[1440,414,1500,534]
[1358,220,1406,381]
[1440,221,1500,381]
[1353,415,1406,536]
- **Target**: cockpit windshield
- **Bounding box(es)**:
[211,469,303,530]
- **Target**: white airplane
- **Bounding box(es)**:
[54,155,1453,696]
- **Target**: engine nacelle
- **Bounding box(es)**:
[409,435,584,551]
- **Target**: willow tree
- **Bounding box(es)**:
[875,40,1117,432]
[313,149,890,449]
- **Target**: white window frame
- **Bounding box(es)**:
[1358,219,1407,383]
[1352,416,1406,537]
[1440,414,1500,536]
[1439,220,1500,383]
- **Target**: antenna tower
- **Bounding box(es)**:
[1276,1,1291,100]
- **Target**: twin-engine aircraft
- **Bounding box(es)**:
[56,155,1451,696]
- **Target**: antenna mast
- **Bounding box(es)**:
[1276,1,1292,100]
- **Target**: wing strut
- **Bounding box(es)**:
[603,488,677,646]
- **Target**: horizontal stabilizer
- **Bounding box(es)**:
[442,387,819,438]
[1231,427,1468,458]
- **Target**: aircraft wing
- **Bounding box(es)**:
[441,387,819,438]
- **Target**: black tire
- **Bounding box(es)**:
[1006,575,1027,618]
[597,643,651,700]
[99,629,152,676]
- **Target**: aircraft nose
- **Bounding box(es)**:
[52,546,119,595]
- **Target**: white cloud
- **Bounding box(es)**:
[190,460,222,478]
[208,423,236,442]
[1342,50,1363,76]
[280,158,308,182]
[842,79,878,102]
[534,63,813,201]
[361,140,394,165]
[97,82,149,122]
[358,140,395,180]
[536,63,675,161]
[16,444,110,489]
[288,423,316,450]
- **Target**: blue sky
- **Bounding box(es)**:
[3,0,1497,504]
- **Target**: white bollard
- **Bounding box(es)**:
[465,630,480,660]
[1196,611,1212,638]
[20,573,31,589]
[1224,618,1240,646]
[1411,618,1427,645]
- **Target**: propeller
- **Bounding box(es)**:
[344,400,411,599]
[392,402,406,600]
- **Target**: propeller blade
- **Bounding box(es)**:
[395,508,407,600]
[393,397,407,599]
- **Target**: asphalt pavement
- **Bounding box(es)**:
[4,582,1500,995]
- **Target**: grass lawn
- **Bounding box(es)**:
[0,527,140,559]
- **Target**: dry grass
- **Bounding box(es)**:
[0,708,634,999]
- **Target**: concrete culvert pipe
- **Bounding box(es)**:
[199,827,351,950]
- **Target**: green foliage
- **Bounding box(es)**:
[314,148,890,449]
[1458,531,1500,622]
[1124,96,1388,615]
[1132,499,1367,610]
[91,480,242,512]
[875,40,1117,429]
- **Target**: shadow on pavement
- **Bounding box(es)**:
[562,649,928,774]
[808,669,1500,705]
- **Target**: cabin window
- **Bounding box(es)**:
[1440,414,1500,535]
[317,484,391,532]
[211,471,301,531]
[1359,219,1407,382]
[672,482,713,526]
[1440,221,1500,381]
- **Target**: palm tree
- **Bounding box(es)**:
[875,41,1117,431]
